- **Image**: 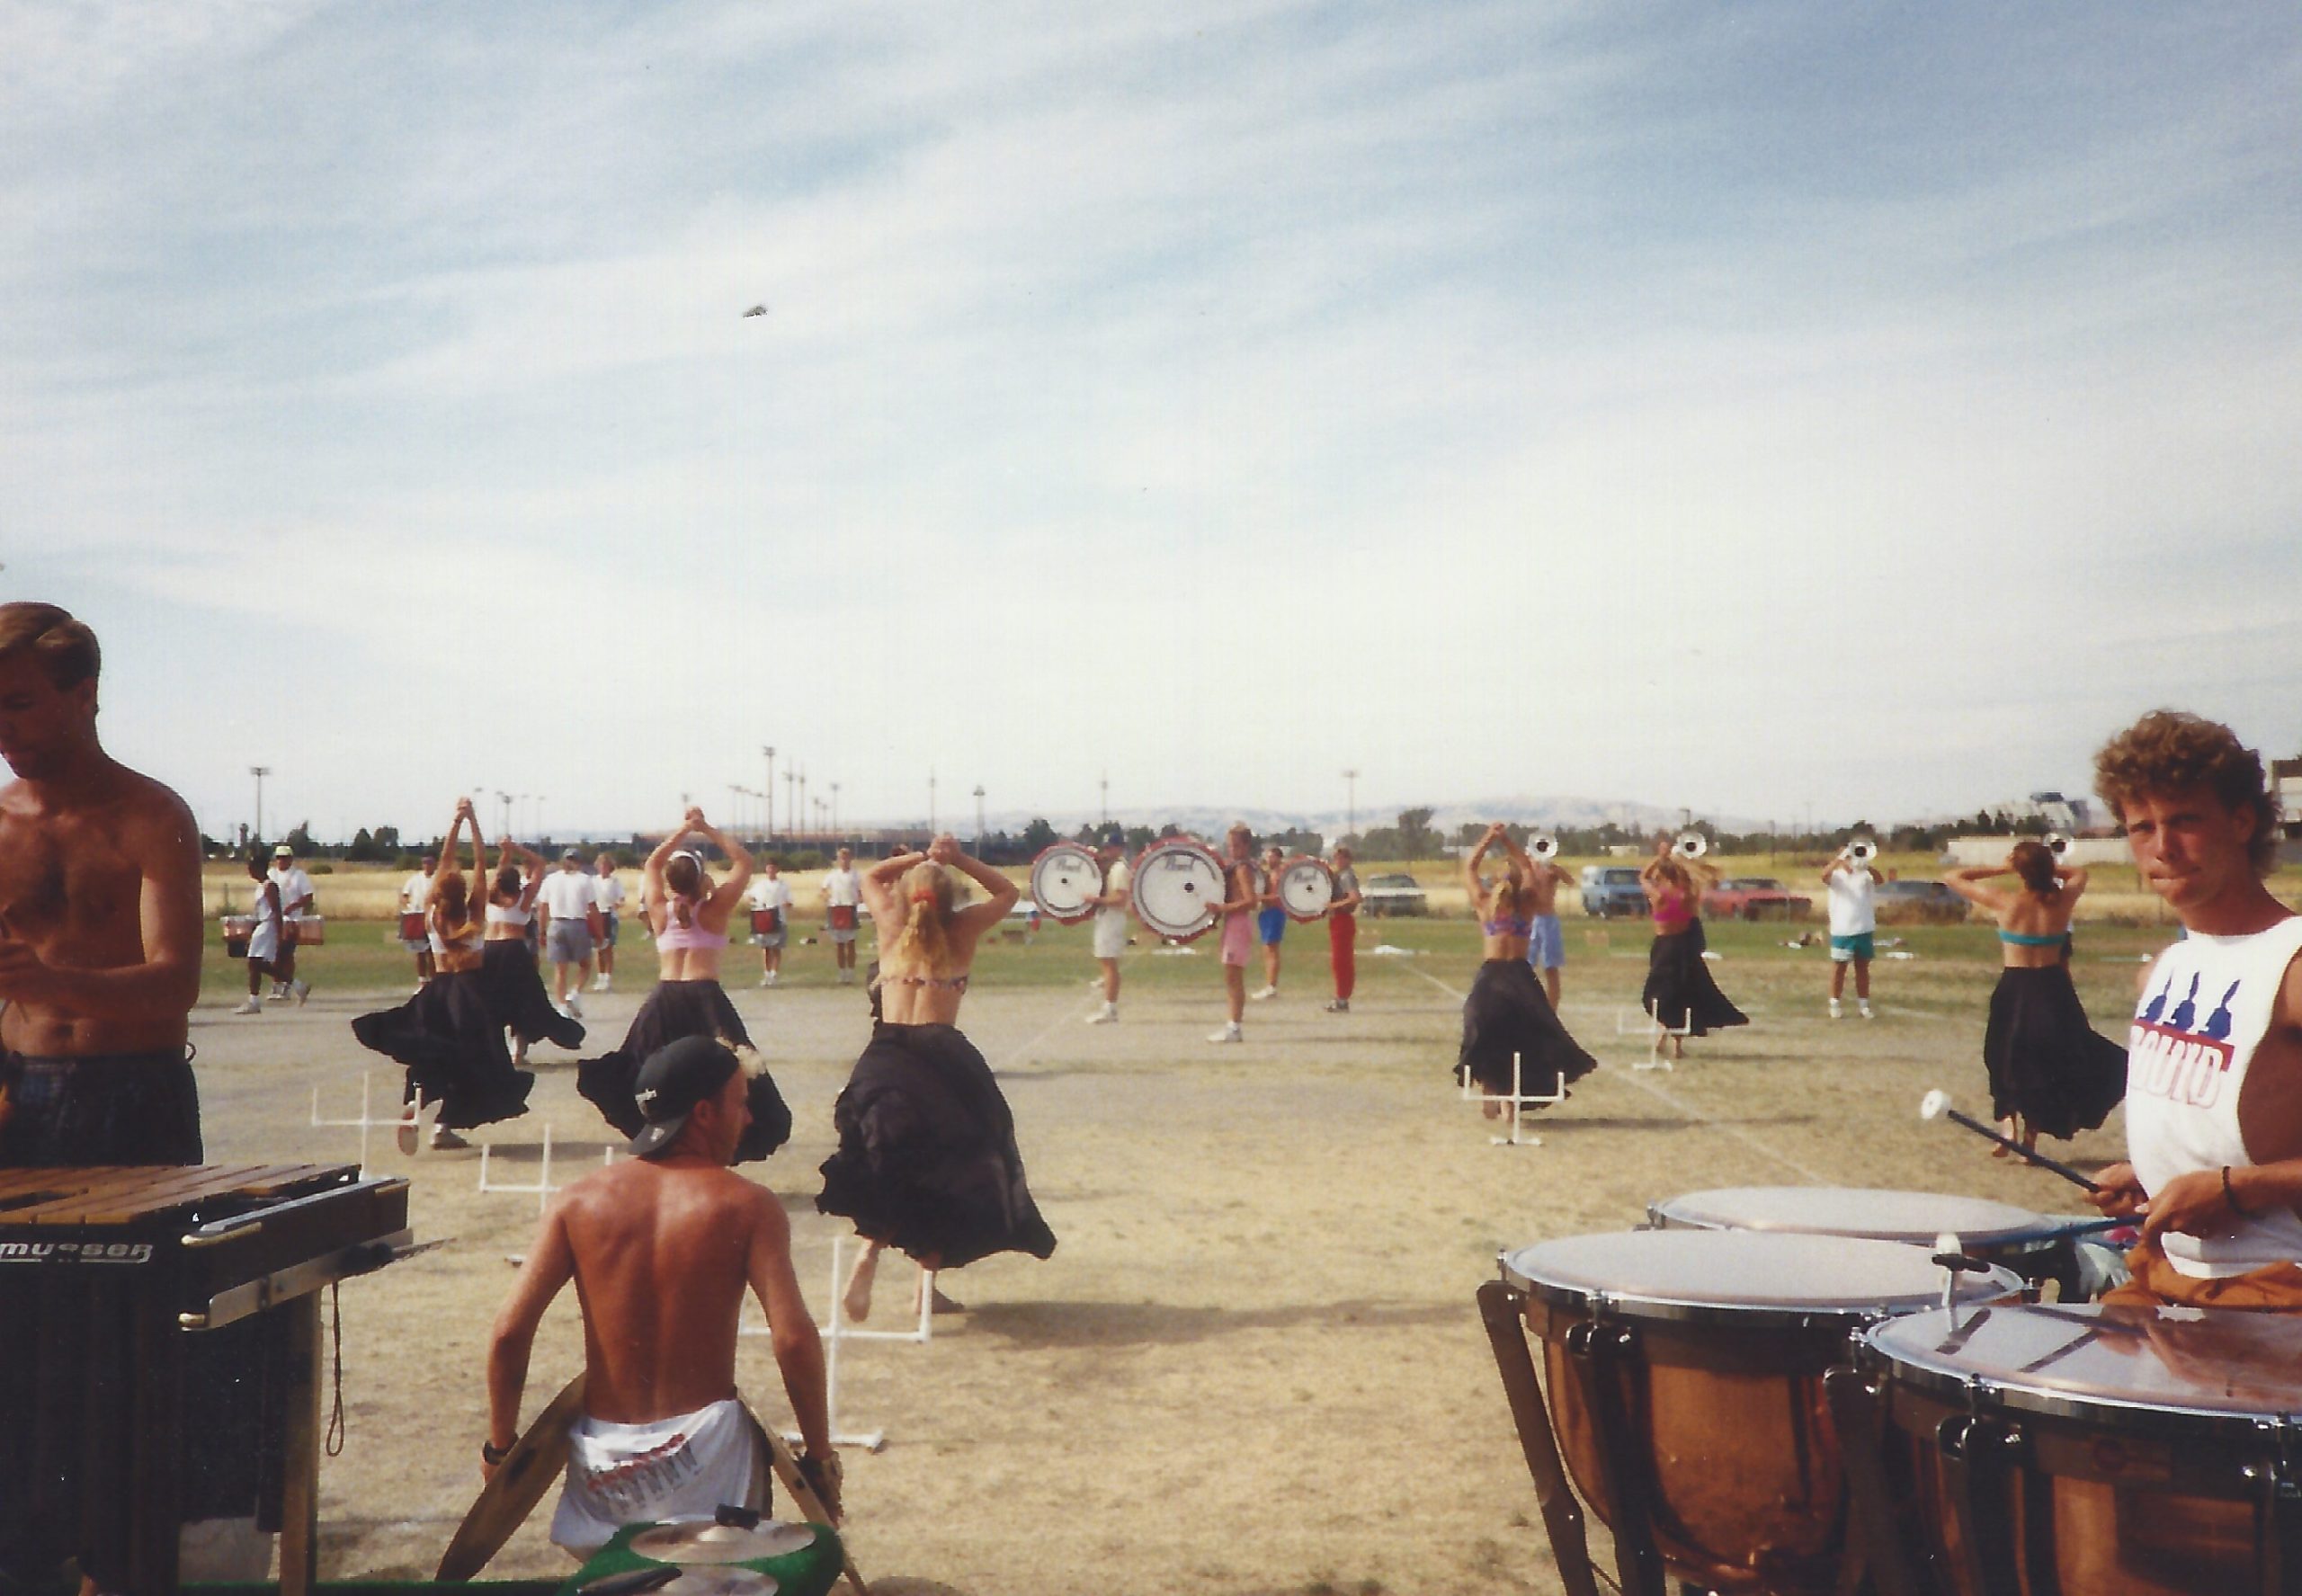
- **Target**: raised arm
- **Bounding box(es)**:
[934,834,1021,935]
[641,823,690,923]
[1463,823,1502,904]
[687,815,754,912]
[1941,863,2013,913]
[861,850,924,923]
[2058,865,2090,901]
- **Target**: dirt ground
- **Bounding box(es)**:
[188,918,2157,1595]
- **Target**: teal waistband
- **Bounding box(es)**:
[1998,928,2069,947]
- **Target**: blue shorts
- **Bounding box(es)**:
[1525,914,1564,971]
[1256,907,1287,945]
[1830,932,1874,963]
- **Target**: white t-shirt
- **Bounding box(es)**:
[269,866,316,919]
[593,874,626,914]
[401,871,434,914]
[1826,868,1877,937]
[540,869,598,922]
[748,877,793,914]
[822,868,862,908]
[1097,858,1133,923]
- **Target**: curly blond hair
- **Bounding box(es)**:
[2093,709,2279,873]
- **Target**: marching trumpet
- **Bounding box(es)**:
[1530,832,1559,860]
[2045,831,2073,860]
[1847,836,1878,867]
[1673,831,1709,861]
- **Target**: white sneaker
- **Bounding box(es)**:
[566,993,584,1020]
[1860,1001,1875,1020]
[1324,999,1350,1013]
[759,973,772,987]
[292,979,310,1005]
[592,975,610,993]
[1086,1005,1118,1025]
[232,997,262,1015]
[1249,985,1278,1001]
[1828,998,1843,1020]
[1207,1022,1243,1044]
[764,971,778,987]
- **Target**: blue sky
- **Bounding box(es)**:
[6,2,2299,843]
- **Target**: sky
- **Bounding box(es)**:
[6,2,2299,844]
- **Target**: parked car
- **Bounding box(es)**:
[1874,879,1969,923]
[1580,866,1648,918]
[1361,872,1427,916]
[1701,878,1814,921]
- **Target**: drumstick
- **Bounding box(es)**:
[1917,1090,2099,1193]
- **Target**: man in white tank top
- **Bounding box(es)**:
[2086,709,2302,1309]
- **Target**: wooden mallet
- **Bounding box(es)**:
[1918,1089,2099,1193]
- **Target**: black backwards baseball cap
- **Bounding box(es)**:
[626,1035,741,1159]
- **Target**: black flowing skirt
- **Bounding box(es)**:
[480,938,586,1049]
[1456,958,1599,1098]
[1642,921,1749,1037]
[1984,965,2128,1139]
[817,1021,1057,1270]
[576,979,791,1163]
[350,969,534,1129]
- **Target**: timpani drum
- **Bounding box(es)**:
[1029,842,1102,925]
[1649,1186,2077,1295]
[1481,1229,2022,1596]
[1275,855,1335,923]
[1129,837,1227,942]
[1837,1302,2302,1596]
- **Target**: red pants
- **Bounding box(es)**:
[1329,912,1356,1000]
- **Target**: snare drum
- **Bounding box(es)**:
[827,904,857,933]
[219,915,255,958]
[397,911,426,944]
[1029,843,1102,925]
[1482,1229,2022,1596]
[1650,1186,2074,1294]
[751,906,782,936]
[1276,855,1334,923]
[1129,838,1227,942]
[1845,1301,2302,1596]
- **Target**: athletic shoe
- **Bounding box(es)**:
[1828,998,1843,1020]
[292,980,310,1006]
[764,972,778,987]
[1249,985,1278,1001]
[1324,999,1350,1013]
[566,993,584,1020]
[429,1126,471,1151]
[1086,1005,1118,1025]
[397,1115,419,1155]
[759,974,772,987]
[232,997,262,1015]
[1206,1022,1243,1044]
[1860,1001,1875,1021]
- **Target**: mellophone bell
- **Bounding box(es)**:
[0,1162,414,1595]
[1481,1195,2302,1596]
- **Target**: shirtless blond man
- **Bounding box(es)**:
[486,1036,837,1553]
[0,602,205,1166]
[1518,837,1573,1008]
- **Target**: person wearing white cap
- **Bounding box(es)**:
[487,1034,837,1555]
[266,843,315,1001]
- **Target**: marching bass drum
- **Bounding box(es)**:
[1276,855,1335,923]
[1028,842,1102,926]
[1130,837,1227,942]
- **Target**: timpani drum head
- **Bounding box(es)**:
[629,1520,816,1565]
[1503,1229,2021,1327]
[1028,843,1102,925]
[1866,1302,2302,1431]
[1651,1187,2049,1249]
[1130,838,1226,941]
[1276,855,1335,922]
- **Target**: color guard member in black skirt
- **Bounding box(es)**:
[576,807,790,1163]
[478,834,584,1065]
[818,833,1057,1320]
[1638,836,1746,1065]
[1456,823,1598,1115]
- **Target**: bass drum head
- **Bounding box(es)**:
[1277,856,1334,922]
[1029,843,1102,925]
[1131,838,1227,942]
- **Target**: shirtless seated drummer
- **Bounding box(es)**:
[486,1036,839,1555]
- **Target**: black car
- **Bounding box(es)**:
[1360,873,1427,916]
[1874,880,1968,923]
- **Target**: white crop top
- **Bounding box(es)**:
[2126,914,2302,1278]
[486,902,531,927]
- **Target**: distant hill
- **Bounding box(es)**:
[954,795,1772,842]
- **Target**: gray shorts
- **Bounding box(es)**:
[546,919,595,966]
[599,910,620,948]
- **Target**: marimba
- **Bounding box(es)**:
[0,1163,412,1595]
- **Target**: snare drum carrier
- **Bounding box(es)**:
[1651,1187,2078,1297]
[1839,1302,2302,1596]
[1481,1229,2021,1596]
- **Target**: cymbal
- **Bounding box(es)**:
[629,1520,818,1565]
[662,1571,781,1596]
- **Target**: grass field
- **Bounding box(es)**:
[186,897,2200,1593]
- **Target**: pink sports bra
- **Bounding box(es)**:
[1653,889,1691,932]
[656,905,728,951]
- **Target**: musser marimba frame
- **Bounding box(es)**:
[0,1163,413,1595]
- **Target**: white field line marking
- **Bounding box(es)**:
[1407,966,1831,1183]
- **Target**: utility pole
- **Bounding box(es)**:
[973,784,986,850]
[538,795,548,843]
[249,766,271,849]
[830,781,841,840]
[1100,771,1109,827]
[784,770,796,841]
[496,791,513,837]
[762,746,775,842]
[798,771,808,839]
[929,769,937,834]
[1342,768,1359,843]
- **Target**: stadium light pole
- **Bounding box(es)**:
[1342,769,1359,843]
[973,785,986,850]
[249,766,271,849]
[762,747,775,842]
[784,770,795,841]
[538,795,548,843]
[831,781,841,840]
[929,769,937,834]
[1100,771,1109,827]
[799,771,808,838]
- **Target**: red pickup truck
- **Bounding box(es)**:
[1700,878,1814,920]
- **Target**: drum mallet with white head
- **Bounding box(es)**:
[1918,1090,2099,1193]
